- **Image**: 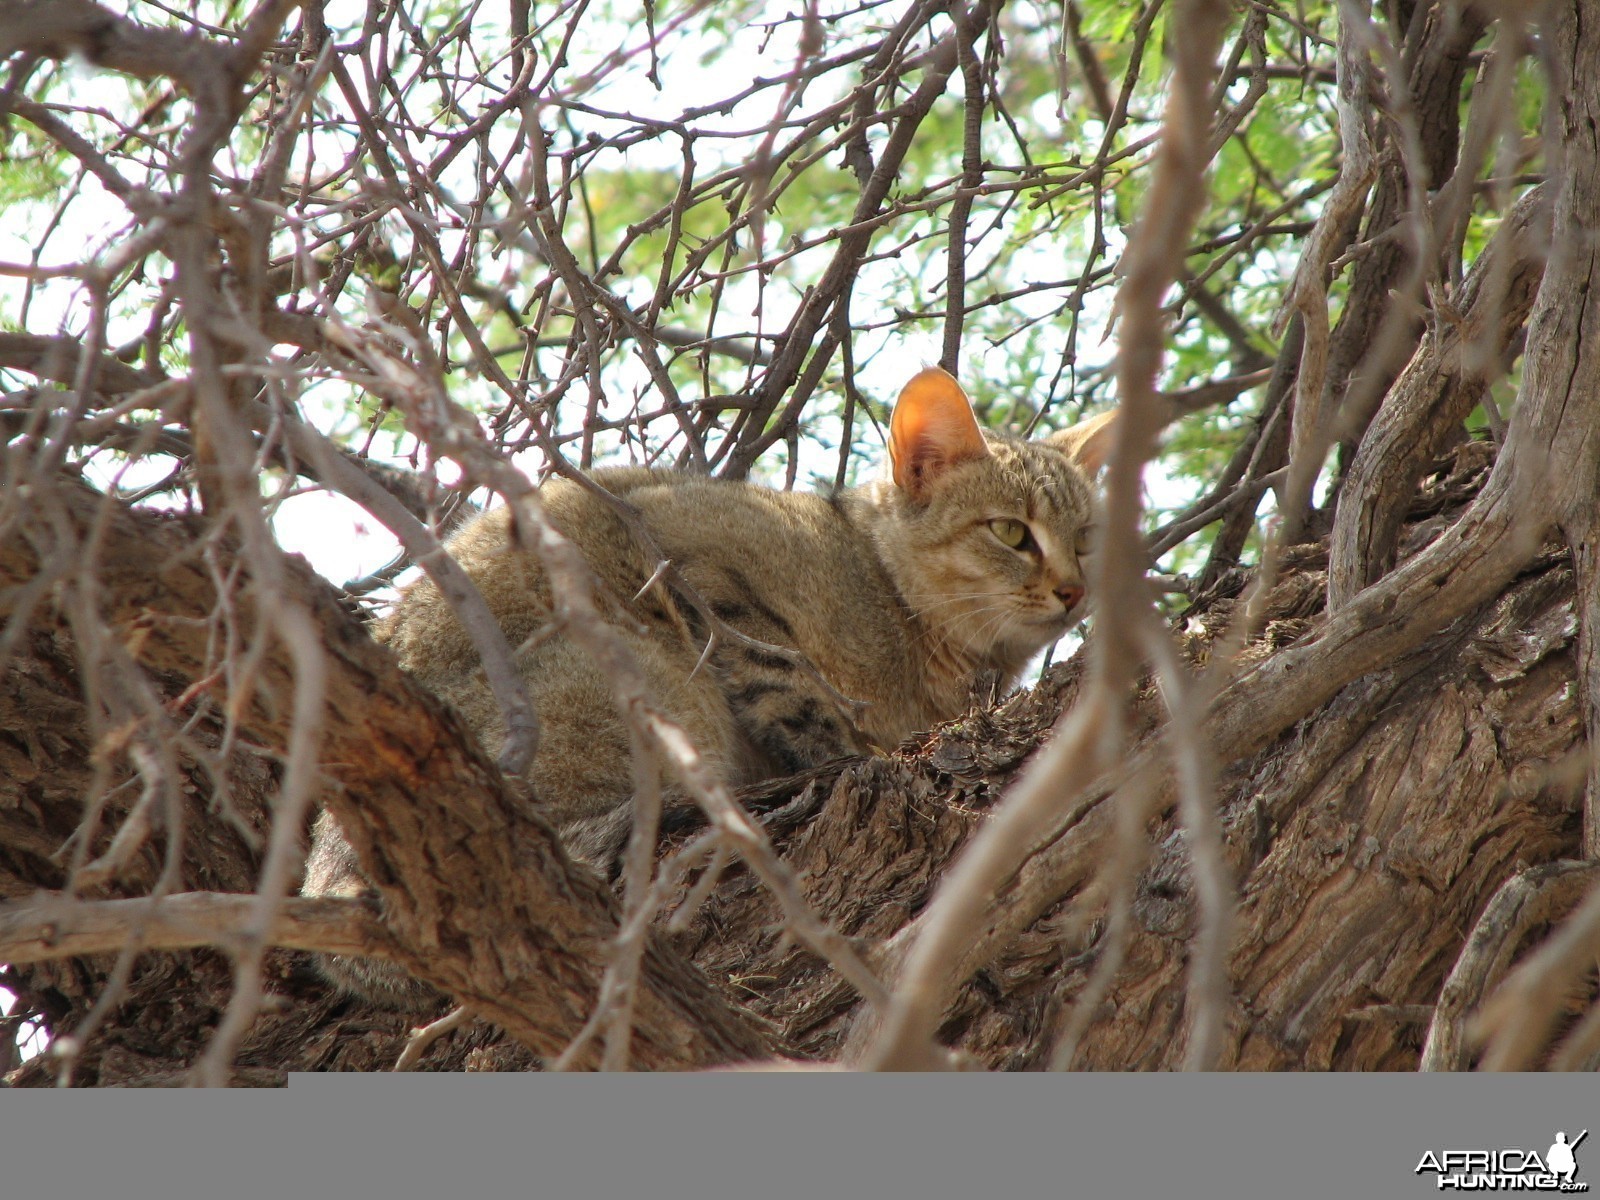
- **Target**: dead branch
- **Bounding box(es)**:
[0,893,392,964]
[1328,183,1549,609]
[1420,861,1598,1071]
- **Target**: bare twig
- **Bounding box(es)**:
[394,1006,473,1072]
[268,369,539,775]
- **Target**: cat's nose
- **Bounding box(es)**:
[1055,583,1085,611]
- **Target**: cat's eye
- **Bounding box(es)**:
[1073,525,1094,556]
[988,518,1032,551]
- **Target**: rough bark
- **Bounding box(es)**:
[1314,1,1486,453]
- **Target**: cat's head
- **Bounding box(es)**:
[873,366,1115,677]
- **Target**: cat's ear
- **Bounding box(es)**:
[1046,409,1118,476]
[889,367,991,499]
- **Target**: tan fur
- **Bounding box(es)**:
[302,367,1113,1008]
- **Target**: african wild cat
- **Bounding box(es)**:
[303,366,1115,1007]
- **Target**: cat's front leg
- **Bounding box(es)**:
[715,640,872,775]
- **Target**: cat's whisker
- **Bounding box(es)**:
[960,604,1028,659]
[907,590,1015,620]
[920,599,1018,662]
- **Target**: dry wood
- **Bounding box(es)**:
[1421,861,1598,1071]
[0,893,391,965]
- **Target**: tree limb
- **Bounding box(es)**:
[0,892,391,964]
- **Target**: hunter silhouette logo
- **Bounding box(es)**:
[1550,1134,1582,1187]
[1416,1130,1589,1192]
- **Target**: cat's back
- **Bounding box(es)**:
[382,467,898,672]
[626,474,877,590]
[624,474,912,655]
[380,466,685,684]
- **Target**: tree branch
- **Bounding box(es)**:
[0,893,391,964]
[1328,183,1549,609]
